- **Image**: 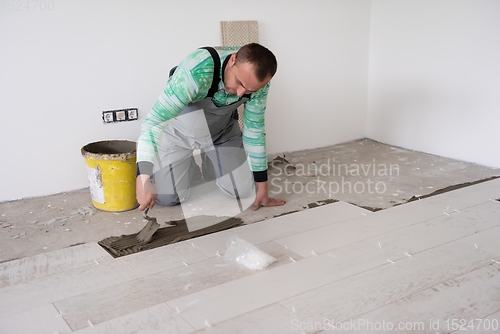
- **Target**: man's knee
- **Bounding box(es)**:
[155,194,180,207]
[218,178,254,199]
[157,189,191,206]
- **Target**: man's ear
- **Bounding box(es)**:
[228,53,237,66]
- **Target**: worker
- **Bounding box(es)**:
[136,43,286,213]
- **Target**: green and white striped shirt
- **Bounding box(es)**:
[137,46,269,174]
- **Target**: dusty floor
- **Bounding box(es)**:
[0,139,498,263]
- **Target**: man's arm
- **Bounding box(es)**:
[136,49,214,210]
[243,82,286,210]
[136,174,157,210]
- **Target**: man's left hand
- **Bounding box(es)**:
[252,181,286,211]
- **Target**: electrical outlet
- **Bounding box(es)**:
[128,108,138,120]
[102,108,138,123]
[103,111,114,123]
[116,110,126,121]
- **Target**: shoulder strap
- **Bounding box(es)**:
[168,66,177,77]
[199,46,221,98]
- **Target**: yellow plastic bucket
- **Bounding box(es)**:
[81,140,138,212]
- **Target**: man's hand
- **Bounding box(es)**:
[136,174,157,211]
[252,181,286,211]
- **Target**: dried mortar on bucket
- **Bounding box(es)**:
[81,140,138,212]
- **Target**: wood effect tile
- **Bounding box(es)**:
[279,242,493,325]
[185,201,370,258]
[421,178,500,211]
[193,303,315,334]
[0,303,72,334]
[363,201,500,255]
[0,242,207,317]
[166,241,401,330]
[112,240,209,275]
[274,201,443,257]
[395,265,500,332]
[72,303,194,334]
[316,303,437,334]
[369,199,445,224]
[0,242,113,289]
[337,303,442,334]
[54,241,302,331]
[458,225,500,258]
[255,241,304,269]
[465,311,500,334]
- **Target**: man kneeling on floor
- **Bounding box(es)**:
[136,43,286,213]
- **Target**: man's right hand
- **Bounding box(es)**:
[136,174,157,211]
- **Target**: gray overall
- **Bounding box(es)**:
[152,96,254,207]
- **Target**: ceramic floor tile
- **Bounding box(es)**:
[279,242,492,324]
[274,201,444,257]
[0,242,113,289]
[254,241,304,268]
[368,199,445,225]
[462,311,500,334]
[0,303,72,334]
[54,242,302,331]
[316,303,437,334]
[395,265,500,333]
[421,178,500,211]
[168,276,289,331]
[167,241,402,330]
[458,225,500,258]
[3,177,499,333]
[363,201,500,255]
[193,303,315,334]
[0,259,134,317]
[113,241,209,276]
[0,242,207,317]
[72,302,194,334]
[186,201,370,258]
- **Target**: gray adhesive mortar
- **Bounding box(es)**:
[100,216,243,258]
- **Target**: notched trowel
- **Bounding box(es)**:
[135,207,161,244]
[110,208,175,250]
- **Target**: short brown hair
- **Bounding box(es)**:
[235,43,277,82]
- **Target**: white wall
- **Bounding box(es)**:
[367,0,500,168]
[0,0,371,201]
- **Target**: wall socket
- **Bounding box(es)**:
[102,108,138,123]
[128,109,138,120]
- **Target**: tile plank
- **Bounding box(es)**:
[0,242,207,317]
[471,311,500,334]
[166,241,402,330]
[72,303,194,334]
[279,242,492,325]
[0,242,113,289]
[0,303,72,334]
[185,201,370,258]
[458,225,500,258]
[421,178,500,211]
[193,303,315,334]
[55,241,302,331]
[274,201,444,257]
[395,265,500,332]
[317,303,436,334]
[363,201,500,255]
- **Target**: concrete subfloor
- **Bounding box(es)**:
[0,139,499,263]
